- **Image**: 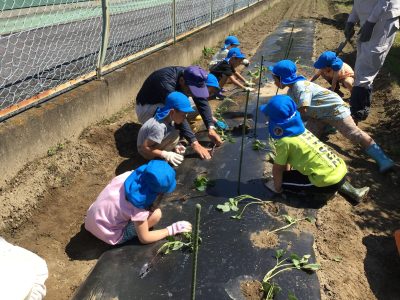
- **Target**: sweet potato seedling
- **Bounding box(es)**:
[268,215,315,235]
[217,194,271,219]
[247,65,267,79]
[194,175,215,192]
[260,249,320,299]
[157,232,201,255]
[252,139,267,151]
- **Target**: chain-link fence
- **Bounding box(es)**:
[0,0,263,120]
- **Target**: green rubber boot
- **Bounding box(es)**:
[338,181,370,204]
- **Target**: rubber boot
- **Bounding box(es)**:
[350,86,371,122]
[366,143,395,173]
[338,181,370,204]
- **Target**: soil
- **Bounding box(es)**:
[250,230,280,249]
[240,280,264,300]
[1,1,400,300]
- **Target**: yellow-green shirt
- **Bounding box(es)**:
[274,130,347,187]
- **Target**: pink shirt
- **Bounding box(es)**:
[84,171,150,245]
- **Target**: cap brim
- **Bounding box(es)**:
[259,103,269,115]
[313,59,325,69]
[280,75,306,85]
[188,84,209,99]
[178,106,195,113]
[268,65,275,73]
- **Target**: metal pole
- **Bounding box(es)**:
[210,0,214,25]
[238,91,250,195]
[172,0,177,44]
[253,55,264,137]
[233,0,236,14]
[275,24,295,95]
[191,204,201,300]
[96,0,110,78]
[248,0,250,8]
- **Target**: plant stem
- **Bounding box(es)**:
[234,201,264,218]
[191,204,201,300]
[268,217,307,235]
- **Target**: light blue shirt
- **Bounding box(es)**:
[287,80,350,120]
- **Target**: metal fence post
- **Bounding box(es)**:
[210,0,214,25]
[96,0,110,78]
[232,0,235,14]
[248,0,250,7]
[172,0,177,43]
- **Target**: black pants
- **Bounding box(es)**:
[282,170,345,194]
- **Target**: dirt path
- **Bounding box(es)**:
[1,1,400,299]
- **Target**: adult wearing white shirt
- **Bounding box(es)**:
[0,237,48,300]
[344,0,400,122]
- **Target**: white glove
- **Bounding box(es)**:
[245,81,255,87]
[161,150,184,167]
[264,179,282,193]
[167,221,192,236]
[242,59,250,67]
[174,144,186,155]
[244,87,255,92]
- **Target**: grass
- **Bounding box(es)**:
[332,0,353,13]
[385,34,400,79]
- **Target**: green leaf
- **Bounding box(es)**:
[284,215,296,224]
[166,236,176,242]
[305,216,316,223]
[292,258,301,269]
[171,242,184,251]
[333,256,342,262]
[262,281,282,299]
[275,249,285,259]
[302,263,321,271]
[231,215,242,220]
[288,291,299,300]
[300,254,311,264]
[290,253,300,261]
[217,203,231,212]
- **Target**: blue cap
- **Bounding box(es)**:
[183,66,209,98]
[206,73,220,90]
[259,95,305,139]
[155,91,195,121]
[124,160,176,209]
[224,47,246,62]
[314,51,343,71]
[223,35,240,49]
[268,60,306,85]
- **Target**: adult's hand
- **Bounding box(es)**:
[191,141,211,160]
[344,22,355,40]
[208,128,223,146]
[174,144,186,155]
[359,21,375,42]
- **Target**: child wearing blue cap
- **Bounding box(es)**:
[269,59,394,173]
[85,160,192,245]
[209,35,250,68]
[260,95,369,203]
[210,47,254,93]
[137,92,195,167]
[310,51,354,94]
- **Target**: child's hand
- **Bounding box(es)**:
[167,221,192,236]
[174,144,186,155]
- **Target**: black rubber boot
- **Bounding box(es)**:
[338,181,370,204]
[350,86,371,122]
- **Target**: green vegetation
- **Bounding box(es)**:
[217,194,271,219]
[194,175,214,192]
[268,215,315,235]
[157,232,200,255]
[385,35,400,78]
[47,143,65,156]
[252,139,267,151]
[202,46,216,58]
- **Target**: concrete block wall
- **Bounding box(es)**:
[0,0,278,187]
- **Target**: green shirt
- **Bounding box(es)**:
[274,130,347,187]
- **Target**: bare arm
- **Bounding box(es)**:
[228,74,246,89]
[138,139,164,160]
[234,71,247,83]
[134,219,169,244]
[331,71,339,92]
[310,70,321,82]
[272,163,286,193]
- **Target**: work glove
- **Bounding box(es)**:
[245,80,255,87]
[244,87,255,92]
[174,144,186,155]
[264,179,282,194]
[242,59,250,67]
[167,221,192,236]
[359,21,375,42]
[344,21,355,40]
[161,150,184,167]
[215,120,228,130]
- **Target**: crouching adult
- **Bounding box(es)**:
[136,66,222,160]
[85,160,192,245]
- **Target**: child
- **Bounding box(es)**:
[310,51,354,94]
[137,91,195,167]
[209,35,249,67]
[210,47,255,93]
[269,59,394,173]
[260,95,370,203]
[85,160,192,245]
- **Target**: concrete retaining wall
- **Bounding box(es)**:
[0,0,278,188]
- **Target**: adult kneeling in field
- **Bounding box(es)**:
[85,160,192,245]
[137,92,194,167]
[136,66,222,160]
[261,95,370,204]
